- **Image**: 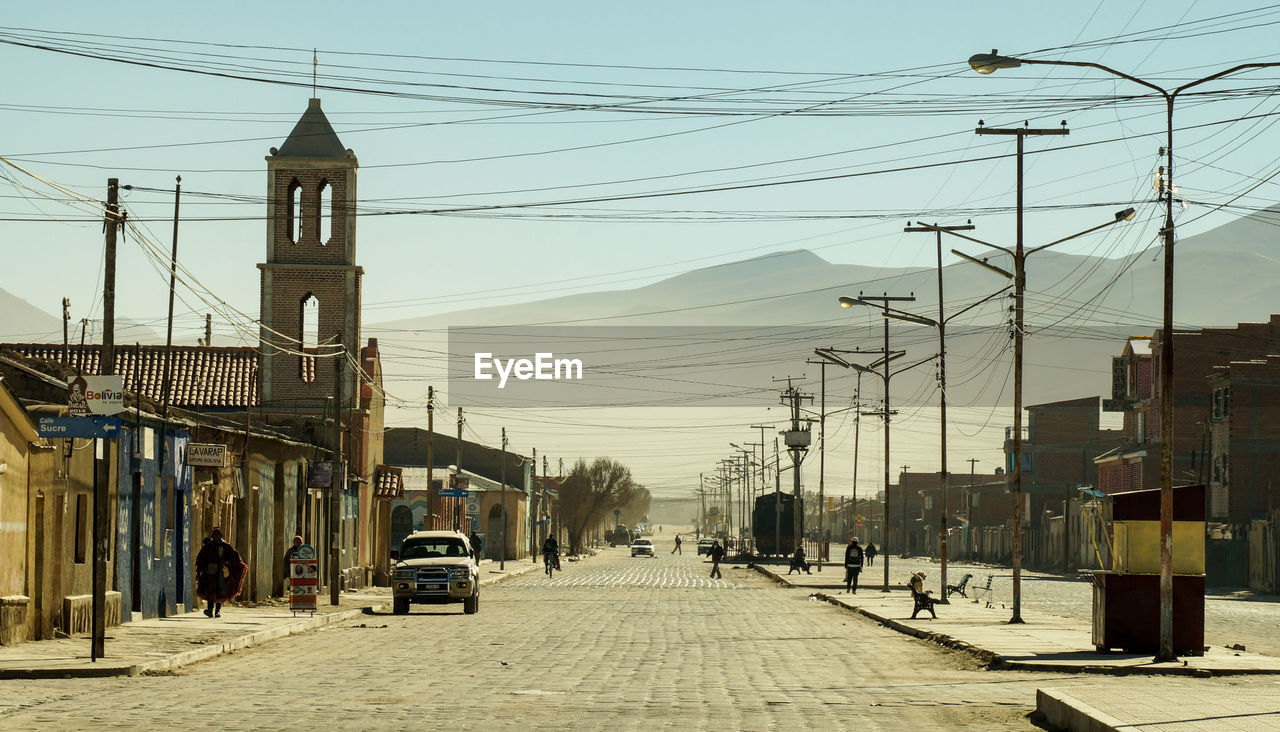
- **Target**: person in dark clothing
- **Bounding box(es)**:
[672,534,682,554]
[469,530,483,563]
[542,534,560,570]
[195,528,245,618]
[788,546,812,575]
[843,537,864,593]
[282,535,303,595]
[708,540,725,579]
[865,542,878,567]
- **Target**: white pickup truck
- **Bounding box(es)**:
[391,530,480,615]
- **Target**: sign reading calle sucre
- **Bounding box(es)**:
[185,443,229,468]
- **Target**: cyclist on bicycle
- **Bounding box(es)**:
[542,535,560,574]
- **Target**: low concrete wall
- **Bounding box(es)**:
[63,592,121,635]
[0,595,30,646]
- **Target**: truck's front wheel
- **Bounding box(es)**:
[393,597,410,615]
[463,592,479,615]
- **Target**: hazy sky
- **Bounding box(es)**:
[3,2,1279,497]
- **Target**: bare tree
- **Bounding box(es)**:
[560,458,646,554]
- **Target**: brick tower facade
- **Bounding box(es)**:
[258,98,362,413]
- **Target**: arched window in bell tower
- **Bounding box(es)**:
[300,293,319,382]
[317,179,332,245]
[286,178,302,243]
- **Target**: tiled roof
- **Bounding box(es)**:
[0,343,259,409]
[373,465,404,499]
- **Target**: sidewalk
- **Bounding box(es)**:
[756,562,1280,730]
[755,561,1280,675]
[0,559,541,679]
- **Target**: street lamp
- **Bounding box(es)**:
[817,336,931,595]
[858,285,1012,601]
[917,206,1136,623]
[970,48,1280,659]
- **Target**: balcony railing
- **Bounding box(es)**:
[1004,426,1031,441]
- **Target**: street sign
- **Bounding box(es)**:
[535,519,549,526]
[67,375,124,416]
[37,415,122,439]
[186,443,228,468]
[308,461,333,488]
[289,544,318,615]
[439,488,468,498]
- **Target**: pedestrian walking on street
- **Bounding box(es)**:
[709,540,725,579]
[788,546,812,575]
[672,534,682,554]
[865,542,877,567]
[843,537,864,593]
[195,527,245,618]
[470,529,483,563]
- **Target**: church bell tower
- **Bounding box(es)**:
[258,98,361,413]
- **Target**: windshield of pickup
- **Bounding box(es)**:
[400,537,469,560]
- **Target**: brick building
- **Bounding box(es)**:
[889,468,1003,556]
[1097,317,1280,496]
[1208,355,1280,523]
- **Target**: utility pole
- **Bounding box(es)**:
[751,424,774,555]
[967,458,979,560]
[819,308,933,594]
[531,446,538,564]
[974,121,1068,625]
[203,313,212,347]
[330,334,344,606]
[853,372,862,542]
[455,407,463,531]
[776,378,812,560]
[61,297,70,366]
[806,357,831,571]
[500,427,507,571]
[426,386,435,530]
[904,221,974,601]
[161,176,181,422]
[91,178,120,661]
[698,473,705,538]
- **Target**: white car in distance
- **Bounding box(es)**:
[630,537,655,558]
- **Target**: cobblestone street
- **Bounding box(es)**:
[0,546,1032,729]
[3,541,1277,730]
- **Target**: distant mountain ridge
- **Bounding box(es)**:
[379,203,1280,332]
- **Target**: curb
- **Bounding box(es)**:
[752,564,1279,677]
[2,551,586,680]
[131,603,384,676]
[0,602,388,680]
[1036,688,1130,732]
[479,562,542,586]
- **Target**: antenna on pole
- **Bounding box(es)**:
[312,49,318,96]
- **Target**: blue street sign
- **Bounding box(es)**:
[535,520,550,526]
[438,488,469,498]
[37,415,123,439]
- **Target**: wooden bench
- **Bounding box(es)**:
[970,575,995,605]
[910,586,938,619]
[945,573,973,599]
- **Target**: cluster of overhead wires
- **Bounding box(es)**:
[3,6,1280,494]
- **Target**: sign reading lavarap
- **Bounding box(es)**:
[37,415,122,439]
[186,443,229,468]
[67,375,124,416]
